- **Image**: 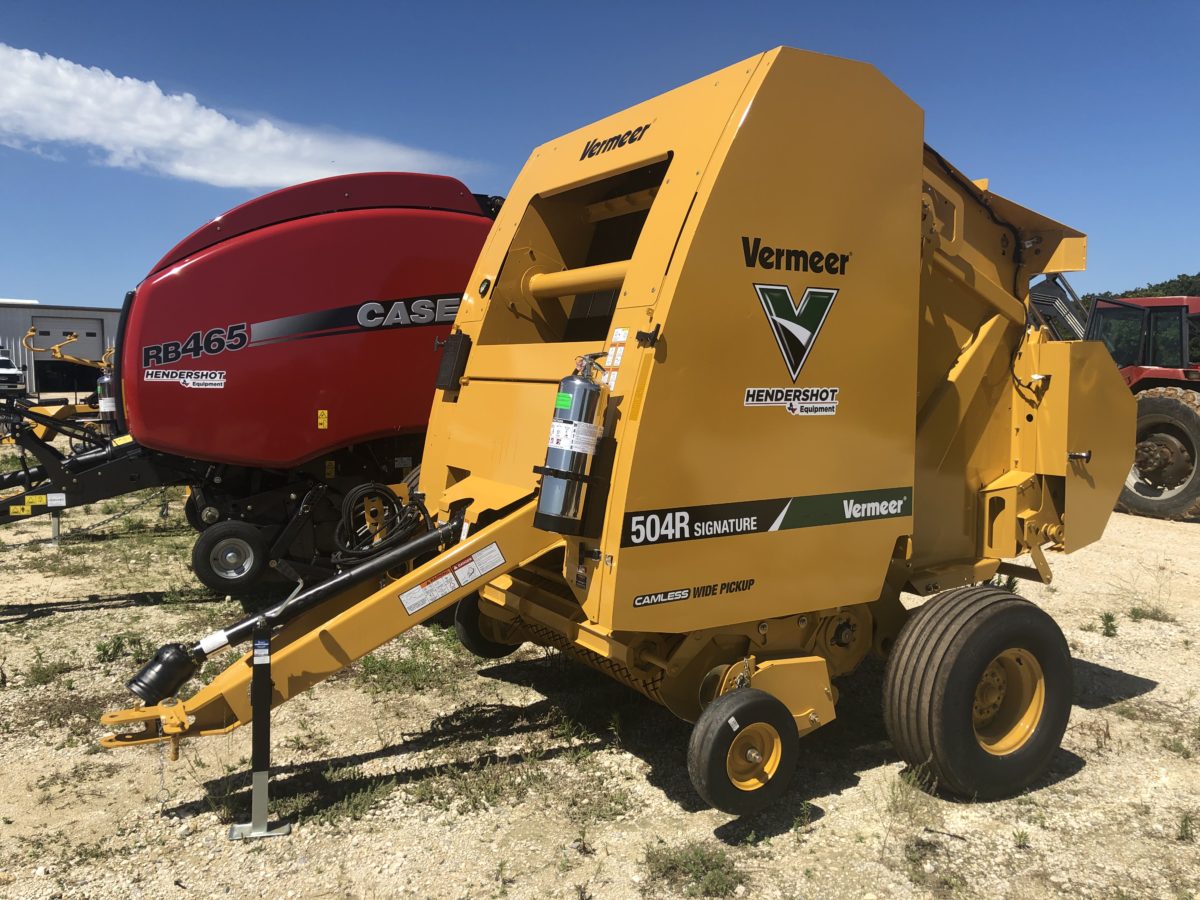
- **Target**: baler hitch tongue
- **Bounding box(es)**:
[98,495,521,752]
[100,698,190,751]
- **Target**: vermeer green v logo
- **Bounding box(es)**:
[754,284,838,382]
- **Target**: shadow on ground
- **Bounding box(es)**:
[1072,657,1158,709]
[173,653,901,837]
[0,584,295,625]
[0,589,224,624]
[174,649,1131,832]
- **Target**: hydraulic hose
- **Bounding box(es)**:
[0,465,44,490]
[126,498,472,704]
[332,482,426,558]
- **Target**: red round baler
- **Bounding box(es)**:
[2,173,493,590]
[121,172,490,467]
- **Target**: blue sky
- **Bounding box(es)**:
[1,1,1195,307]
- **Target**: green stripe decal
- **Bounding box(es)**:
[620,487,912,547]
[775,487,913,531]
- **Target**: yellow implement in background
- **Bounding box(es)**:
[0,327,111,446]
[21,325,114,370]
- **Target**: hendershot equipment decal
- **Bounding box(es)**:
[745,282,841,415]
[143,369,226,389]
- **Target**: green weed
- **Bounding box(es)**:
[1178,811,1196,843]
[355,625,470,692]
[642,840,746,898]
[25,650,75,686]
[989,574,1020,593]
[1163,737,1193,759]
[95,631,153,664]
[886,765,939,827]
[409,756,548,815]
[1129,605,1177,624]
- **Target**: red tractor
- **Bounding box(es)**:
[1085,296,1200,519]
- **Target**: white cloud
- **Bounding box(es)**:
[0,44,474,189]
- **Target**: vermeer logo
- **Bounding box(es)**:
[580,123,651,160]
[741,237,850,275]
[755,284,837,382]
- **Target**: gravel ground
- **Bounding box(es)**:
[0,472,1197,899]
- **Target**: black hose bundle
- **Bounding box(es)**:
[332,482,429,559]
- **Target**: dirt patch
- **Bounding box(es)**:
[0,461,1198,898]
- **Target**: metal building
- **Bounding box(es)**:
[0,299,122,395]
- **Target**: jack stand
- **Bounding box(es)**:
[227,618,291,841]
[50,510,61,545]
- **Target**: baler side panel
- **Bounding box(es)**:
[607,51,924,631]
[421,54,769,526]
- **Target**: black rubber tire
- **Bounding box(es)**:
[403,464,422,494]
[1118,387,1200,520]
[183,494,207,533]
[454,592,519,659]
[191,521,268,594]
[882,586,1072,800]
[687,687,800,816]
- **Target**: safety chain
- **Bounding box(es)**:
[156,734,170,816]
[735,655,753,689]
[0,487,175,550]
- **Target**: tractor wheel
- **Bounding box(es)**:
[687,687,799,816]
[883,586,1072,800]
[454,592,520,659]
[191,521,268,594]
[1118,387,1200,520]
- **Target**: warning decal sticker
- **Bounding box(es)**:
[548,420,602,454]
[399,542,507,615]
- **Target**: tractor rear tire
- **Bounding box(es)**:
[191,521,268,595]
[883,586,1072,800]
[1118,387,1200,520]
[454,592,520,659]
[687,687,800,816]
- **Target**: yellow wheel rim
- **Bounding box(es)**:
[725,722,782,791]
[972,648,1045,756]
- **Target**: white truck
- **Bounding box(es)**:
[0,351,27,396]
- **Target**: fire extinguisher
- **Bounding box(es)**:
[96,367,117,437]
[533,352,607,535]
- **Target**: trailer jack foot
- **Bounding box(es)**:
[227,620,291,841]
[227,772,291,841]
